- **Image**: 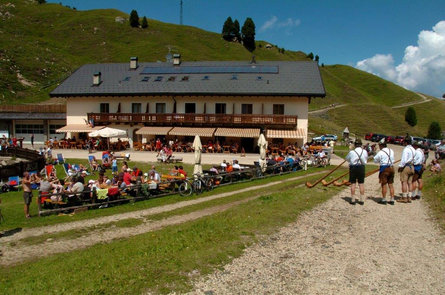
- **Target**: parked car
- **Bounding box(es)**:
[412,136,426,144]
[370,134,386,142]
[394,136,405,145]
[312,134,338,142]
[364,133,374,141]
[385,135,395,144]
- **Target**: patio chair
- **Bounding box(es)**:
[45,164,57,179]
[88,155,98,173]
[56,153,64,164]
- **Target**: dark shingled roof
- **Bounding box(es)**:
[50,60,325,97]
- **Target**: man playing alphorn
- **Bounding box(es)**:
[412,141,425,200]
[373,138,395,205]
[397,135,415,203]
[345,138,368,205]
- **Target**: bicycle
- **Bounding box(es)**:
[178,174,213,196]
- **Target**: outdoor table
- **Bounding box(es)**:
[223,145,230,153]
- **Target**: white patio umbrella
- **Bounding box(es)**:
[88,127,126,138]
[193,135,203,176]
[89,127,127,150]
[258,133,268,173]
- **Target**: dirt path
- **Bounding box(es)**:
[188,172,445,294]
[392,92,431,109]
[0,171,325,266]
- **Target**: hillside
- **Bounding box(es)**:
[1,0,444,138]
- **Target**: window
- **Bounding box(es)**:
[156,103,166,114]
[132,103,142,113]
[181,76,189,81]
[273,104,284,115]
[123,76,131,82]
[256,76,263,81]
[185,103,196,114]
[154,76,163,82]
[241,104,253,114]
[215,103,226,114]
[15,124,44,134]
[100,103,109,113]
[231,74,238,80]
[49,124,64,134]
[168,76,176,81]
[141,76,150,82]
[202,75,210,80]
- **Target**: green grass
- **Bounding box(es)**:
[0,173,341,294]
[11,169,339,248]
[422,171,445,231]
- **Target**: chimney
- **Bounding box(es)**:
[173,53,181,66]
[93,72,101,86]
[130,56,138,69]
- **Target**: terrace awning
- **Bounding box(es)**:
[266,128,306,139]
[56,125,104,133]
[135,126,172,135]
[168,127,215,137]
[214,128,260,138]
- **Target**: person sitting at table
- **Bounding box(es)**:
[123,168,132,186]
[232,160,242,170]
[121,161,128,173]
[226,162,233,173]
[209,165,219,174]
[165,146,173,162]
[214,141,222,153]
[220,159,227,171]
[178,165,187,179]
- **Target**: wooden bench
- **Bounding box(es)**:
[114,153,130,161]
[157,156,183,163]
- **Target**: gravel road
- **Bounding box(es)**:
[187,171,445,294]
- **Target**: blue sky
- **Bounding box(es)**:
[48,0,445,97]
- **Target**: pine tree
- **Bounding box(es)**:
[427,121,442,139]
[315,55,320,63]
[141,16,148,29]
[37,0,46,4]
[222,17,234,40]
[233,19,241,41]
[306,52,314,60]
[129,10,140,28]
[241,17,256,52]
[405,107,417,127]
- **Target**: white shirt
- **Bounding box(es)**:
[373,147,395,166]
[413,148,425,165]
[346,147,368,166]
[399,145,416,167]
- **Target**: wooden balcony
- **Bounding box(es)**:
[87,113,298,127]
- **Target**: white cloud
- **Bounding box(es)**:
[356,20,445,97]
[259,16,301,32]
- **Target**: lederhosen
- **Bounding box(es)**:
[379,149,394,184]
[349,149,365,184]
[413,149,425,181]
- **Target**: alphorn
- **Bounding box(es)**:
[305,159,347,188]
[334,159,401,186]
[321,170,350,186]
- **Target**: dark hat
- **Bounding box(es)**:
[354,138,362,146]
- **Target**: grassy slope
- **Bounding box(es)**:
[1,1,444,137]
[309,65,445,137]
[0,1,306,104]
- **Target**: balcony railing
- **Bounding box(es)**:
[87,113,298,127]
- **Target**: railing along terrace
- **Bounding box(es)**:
[87,113,298,126]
